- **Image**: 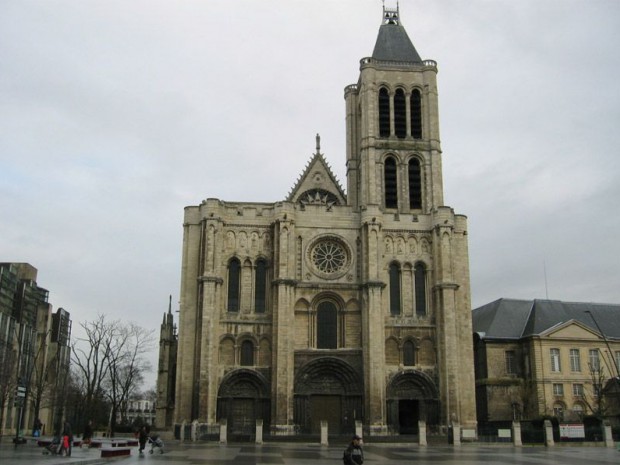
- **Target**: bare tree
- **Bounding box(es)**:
[71,315,117,426]
[105,323,155,434]
[71,316,155,435]
[584,360,609,418]
[28,329,55,430]
[142,387,157,404]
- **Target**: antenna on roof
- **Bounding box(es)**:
[543,260,549,299]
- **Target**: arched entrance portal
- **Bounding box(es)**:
[386,370,439,434]
[217,369,271,440]
[294,357,363,435]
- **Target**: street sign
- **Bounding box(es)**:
[16,386,26,398]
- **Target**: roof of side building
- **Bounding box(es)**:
[472,298,620,340]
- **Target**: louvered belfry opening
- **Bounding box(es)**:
[384,156,398,208]
[379,87,391,137]
[410,89,422,139]
[408,158,422,209]
[394,88,406,138]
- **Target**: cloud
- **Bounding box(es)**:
[2,0,620,388]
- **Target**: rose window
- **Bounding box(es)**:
[311,240,347,274]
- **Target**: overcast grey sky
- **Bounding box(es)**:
[2,0,619,389]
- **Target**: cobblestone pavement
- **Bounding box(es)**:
[1,439,619,465]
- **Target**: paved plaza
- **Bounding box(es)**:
[1,439,619,465]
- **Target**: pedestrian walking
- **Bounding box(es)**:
[32,418,42,437]
[60,421,73,457]
[138,425,148,455]
[82,420,93,447]
[343,434,364,465]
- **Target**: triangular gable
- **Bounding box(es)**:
[287,143,346,206]
[540,319,602,340]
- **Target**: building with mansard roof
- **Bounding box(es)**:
[158,6,477,438]
[473,298,620,424]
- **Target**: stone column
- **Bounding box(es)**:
[450,423,461,446]
[543,420,554,447]
[191,420,198,442]
[602,420,614,448]
[199,277,222,424]
[418,420,427,446]
[512,421,522,447]
[355,420,363,440]
[320,421,328,445]
[270,215,297,435]
[255,419,263,445]
[219,419,227,444]
[364,282,387,435]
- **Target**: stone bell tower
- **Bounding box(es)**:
[166,4,477,439]
[344,5,477,432]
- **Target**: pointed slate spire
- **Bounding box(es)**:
[372,4,422,63]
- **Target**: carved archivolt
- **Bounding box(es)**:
[386,370,438,400]
[295,357,362,395]
[218,369,270,398]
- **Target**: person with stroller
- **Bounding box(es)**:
[148,434,165,454]
[138,425,148,455]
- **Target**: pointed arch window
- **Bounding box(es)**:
[403,340,415,366]
[408,158,422,210]
[414,262,427,316]
[394,88,406,138]
[317,301,338,349]
[410,89,422,139]
[254,259,267,313]
[227,258,240,312]
[240,340,254,366]
[379,87,391,138]
[389,263,401,316]
[384,156,398,209]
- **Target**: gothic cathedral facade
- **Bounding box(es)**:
[165,7,477,437]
